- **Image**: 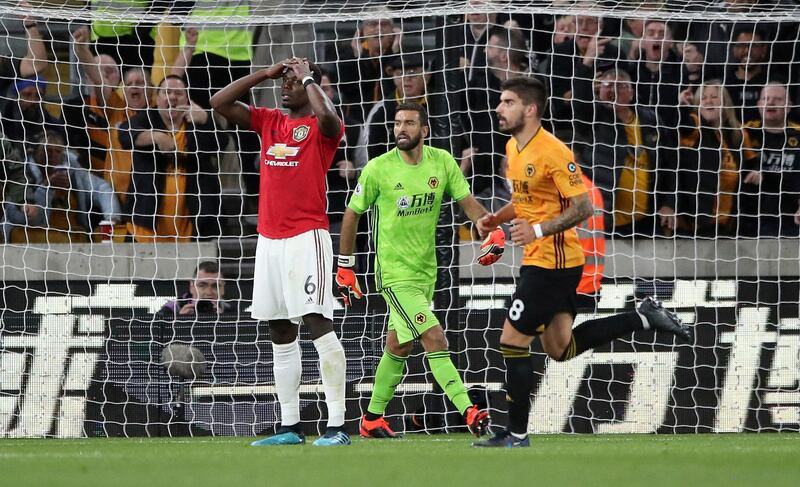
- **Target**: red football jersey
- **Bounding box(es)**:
[249,106,344,238]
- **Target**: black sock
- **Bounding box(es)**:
[560,311,643,361]
[280,422,303,434]
[501,344,534,436]
[326,425,344,434]
[364,411,382,421]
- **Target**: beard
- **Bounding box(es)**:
[396,133,422,151]
[498,115,524,135]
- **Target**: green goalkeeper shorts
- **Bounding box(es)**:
[380,284,439,344]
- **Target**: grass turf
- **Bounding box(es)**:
[1,434,799,486]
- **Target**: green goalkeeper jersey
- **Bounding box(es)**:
[348,145,471,289]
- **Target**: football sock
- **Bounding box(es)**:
[272,339,302,426]
[561,312,644,361]
[313,331,347,428]
[426,351,472,415]
[501,344,534,436]
[366,350,407,417]
[279,423,302,434]
[364,412,382,421]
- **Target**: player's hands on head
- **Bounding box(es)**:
[509,218,536,246]
[263,59,292,80]
[477,228,505,266]
[286,57,312,80]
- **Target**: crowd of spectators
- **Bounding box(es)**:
[0,3,239,243]
[1,1,799,244]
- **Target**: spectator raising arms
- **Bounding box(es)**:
[355,54,431,168]
[547,15,626,141]
[626,20,681,129]
[0,77,65,153]
[335,16,400,124]
[103,67,153,207]
[119,75,221,242]
[725,27,770,124]
[0,2,49,96]
[63,27,128,176]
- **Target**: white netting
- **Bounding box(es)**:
[1,0,799,438]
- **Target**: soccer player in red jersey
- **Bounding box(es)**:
[211,58,350,446]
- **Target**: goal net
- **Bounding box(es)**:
[1,0,799,438]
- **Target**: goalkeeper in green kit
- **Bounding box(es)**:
[336,102,504,438]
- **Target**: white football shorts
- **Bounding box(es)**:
[251,228,335,322]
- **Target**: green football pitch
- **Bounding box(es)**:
[2,434,798,486]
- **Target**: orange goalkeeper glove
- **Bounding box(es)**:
[477,228,505,266]
[335,255,363,306]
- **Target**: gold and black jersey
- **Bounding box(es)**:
[506,127,588,269]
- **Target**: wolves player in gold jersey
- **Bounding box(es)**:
[473,77,692,447]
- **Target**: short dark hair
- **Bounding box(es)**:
[123,67,152,85]
[600,68,632,83]
[487,26,528,70]
[158,74,187,89]
[390,53,426,71]
[319,67,334,82]
[195,260,221,277]
[644,19,671,33]
[500,76,547,117]
[732,25,770,43]
[283,62,323,84]
[32,129,66,147]
[308,61,323,84]
[395,102,428,127]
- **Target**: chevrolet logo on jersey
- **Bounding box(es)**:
[266,144,299,160]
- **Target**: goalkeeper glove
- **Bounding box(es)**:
[477,228,505,266]
[335,255,363,306]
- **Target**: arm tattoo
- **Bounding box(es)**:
[540,197,593,237]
